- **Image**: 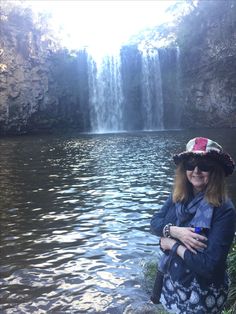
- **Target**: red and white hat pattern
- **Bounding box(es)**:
[173,137,235,176]
[186,137,222,154]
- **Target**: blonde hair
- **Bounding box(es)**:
[172,162,227,207]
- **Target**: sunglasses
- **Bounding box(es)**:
[184,159,214,172]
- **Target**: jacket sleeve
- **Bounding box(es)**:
[183,202,236,279]
[150,194,177,237]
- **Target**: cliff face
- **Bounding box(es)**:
[0,6,89,134]
[0,7,55,134]
[0,1,236,135]
[178,0,236,127]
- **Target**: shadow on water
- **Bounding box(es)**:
[0,129,236,313]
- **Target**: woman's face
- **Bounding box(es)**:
[184,157,213,193]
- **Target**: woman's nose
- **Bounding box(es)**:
[193,166,201,173]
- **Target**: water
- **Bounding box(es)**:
[1,129,236,313]
[88,53,124,133]
[141,49,164,130]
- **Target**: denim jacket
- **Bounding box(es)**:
[150,195,236,286]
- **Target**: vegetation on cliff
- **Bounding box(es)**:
[177,1,236,53]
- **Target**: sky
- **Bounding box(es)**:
[25,0,182,54]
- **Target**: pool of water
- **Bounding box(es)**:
[1,129,236,313]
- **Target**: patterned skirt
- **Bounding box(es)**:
[160,273,229,314]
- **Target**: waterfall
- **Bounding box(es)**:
[158,46,183,129]
[87,52,124,133]
[85,45,180,133]
[140,48,164,130]
[175,46,182,128]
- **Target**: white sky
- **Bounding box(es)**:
[25,0,181,53]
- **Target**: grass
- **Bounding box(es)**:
[223,241,236,313]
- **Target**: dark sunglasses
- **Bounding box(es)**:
[184,159,214,172]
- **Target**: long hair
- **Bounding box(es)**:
[172,161,228,207]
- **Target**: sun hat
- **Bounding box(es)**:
[173,137,235,176]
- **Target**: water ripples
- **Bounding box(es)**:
[1,130,235,313]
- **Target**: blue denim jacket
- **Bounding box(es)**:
[150,195,236,286]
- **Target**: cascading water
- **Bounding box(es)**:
[175,46,182,128]
[140,48,164,130]
[157,46,183,129]
[87,52,124,133]
[85,44,181,133]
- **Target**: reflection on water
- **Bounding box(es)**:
[0,129,236,313]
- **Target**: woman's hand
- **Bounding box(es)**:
[160,237,177,251]
[169,226,207,253]
[160,237,187,258]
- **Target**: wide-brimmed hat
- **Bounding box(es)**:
[173,137,235,176]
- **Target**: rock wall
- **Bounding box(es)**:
[0,7,54,134]
[177,0,236,127]
[0,5,89,135]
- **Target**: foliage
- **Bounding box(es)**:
[142,258,158,293]
[128,0,197,49]
[141,258,170,314]
[225,241,236,313]
[176,0,236,52]
[0,0,61,53]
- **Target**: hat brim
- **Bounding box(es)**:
[173,150,235,176]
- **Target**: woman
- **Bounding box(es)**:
[150,137,236,314]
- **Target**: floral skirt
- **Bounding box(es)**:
[160,273,229,314]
